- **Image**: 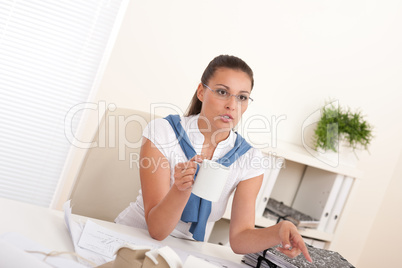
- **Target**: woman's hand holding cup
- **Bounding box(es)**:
[173,155,204,191]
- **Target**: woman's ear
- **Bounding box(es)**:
[196,83,204,102]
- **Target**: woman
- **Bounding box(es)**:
[116,55,312,262]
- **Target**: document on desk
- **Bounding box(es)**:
[78,220,159,258]
[64,201,114,265]
[64,201,247,268]
[64,201,161,265]
[77,220,247,268]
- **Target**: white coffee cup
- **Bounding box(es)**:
[191,159,231,202]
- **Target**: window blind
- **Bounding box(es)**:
[0,0,127,207]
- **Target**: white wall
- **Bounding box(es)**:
[358,149,402,267]
[59,0,402,266]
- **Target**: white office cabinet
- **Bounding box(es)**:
[212,141,360,250]
[311,240,327,249]
[303,238,327,249]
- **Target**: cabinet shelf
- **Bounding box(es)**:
[262,141,363,179]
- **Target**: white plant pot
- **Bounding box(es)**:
[310,141,359,168]
[319,142,359,168]
[338,144,359,167]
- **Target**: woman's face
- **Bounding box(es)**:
[197,67,252,136]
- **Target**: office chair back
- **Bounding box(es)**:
[69,108,156,222]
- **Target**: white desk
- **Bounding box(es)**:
[0,198,246,267]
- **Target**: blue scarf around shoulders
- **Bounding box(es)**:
[164,114,252,241]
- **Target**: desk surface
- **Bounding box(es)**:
[0,197,245,266]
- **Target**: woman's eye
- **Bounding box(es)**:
[216,89,228,96]
[239,95,249,101]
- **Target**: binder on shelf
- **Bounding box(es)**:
[324,176,354,233]
[292,166,345,232]
[255,156,284,217]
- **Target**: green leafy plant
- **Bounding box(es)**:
[313,103,373,153]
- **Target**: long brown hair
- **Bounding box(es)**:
[185,55,254,116]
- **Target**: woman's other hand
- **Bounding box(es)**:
[276,221,313,263]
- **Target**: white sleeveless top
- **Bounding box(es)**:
[115,114,265,239]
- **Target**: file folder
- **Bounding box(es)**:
[292,167,344,232]
[255,157,284,217]
[324,176,354,233]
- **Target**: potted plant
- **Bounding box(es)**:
[313,103,373,157]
